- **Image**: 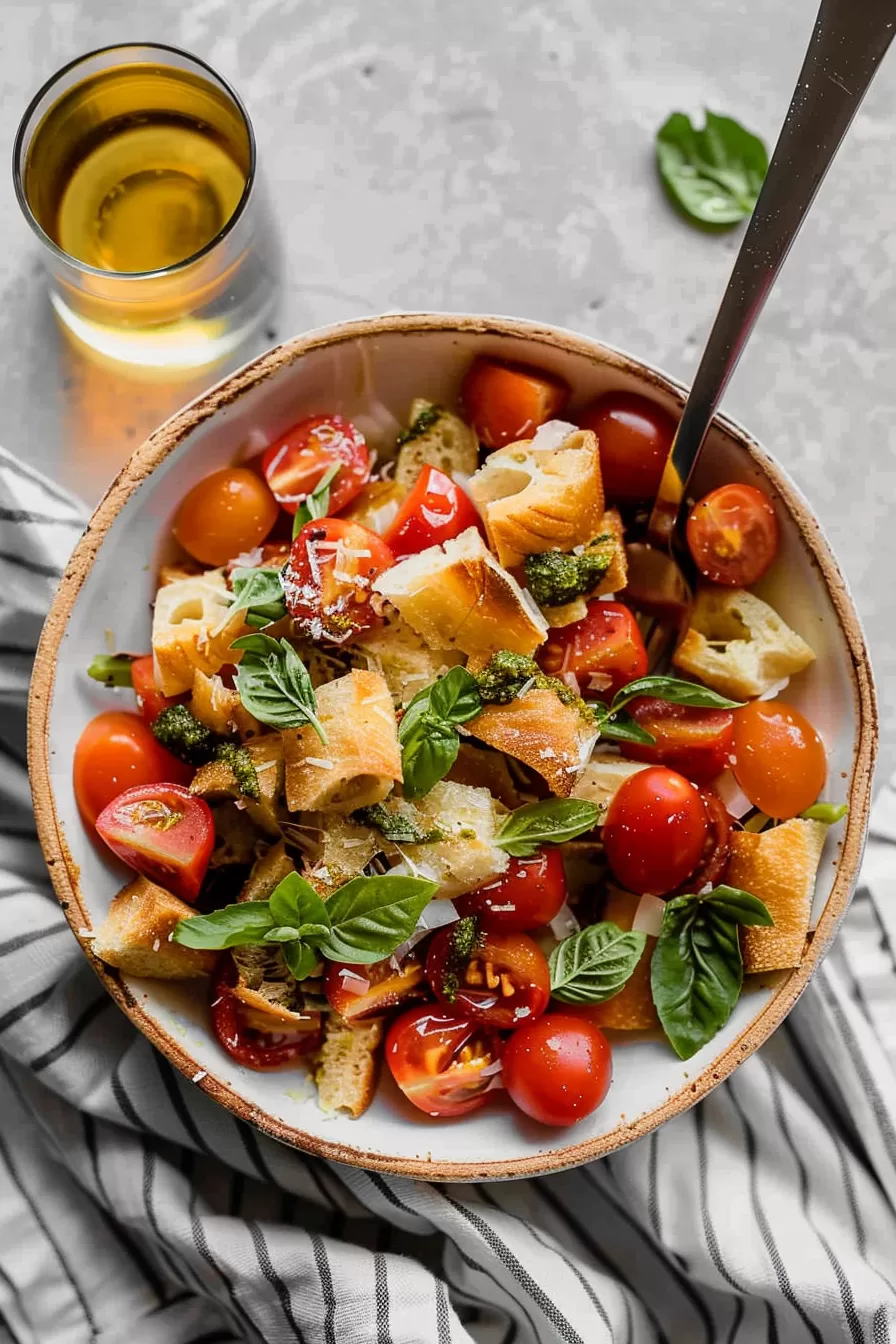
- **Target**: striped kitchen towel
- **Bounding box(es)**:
[1,441,895,1344]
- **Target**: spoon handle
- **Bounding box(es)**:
[647,0,896,545]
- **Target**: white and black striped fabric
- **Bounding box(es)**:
[2,442,896,1343]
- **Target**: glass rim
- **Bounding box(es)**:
[12,41,257,282]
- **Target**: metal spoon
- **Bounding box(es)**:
[625,0,896,618]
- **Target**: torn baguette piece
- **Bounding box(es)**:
[585,888,660,1031]
[315,1015,385,1117]
[93,876,216,979]
[541,508,628,627]
[673,587,815,701]
[387,782,510,898]
[467,428,604,568]
[726,818,828,973]
[352,606,463,705]
[190,735,284,836]
[468,688,598,797]
[394,399,480,488]
[152,568,249,696]
[373,527,548,658]
[190,668,260,740]
[301,813,385,897]
[282,669,401,814]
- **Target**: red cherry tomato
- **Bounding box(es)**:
[73,711,192,827]
[454,850,568,932]
[502,1014,612,1126]
[577,392,676,502]
[425,924,551,1030]
[679,789,731,892]
[95,783,215,903]
[262,415,370,516]
[172,468,279,567]
[281,517,394,643]
[462,357,570,449]
[622,697,734,784]
[385,1005,502,1117]
[130,655,186,724]
[731,700,826,818]
[686,483,779,586]
[603,766,708,895]
[538,600,648,699]
[382,465,482,558]
[211,960,322,1071]
[323,951,427,1021]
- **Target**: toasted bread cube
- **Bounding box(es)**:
[315,1015,384,1117]
[190,669,260,740]
[391,782,510,898]
[93,876,215,979]
[585,888,659,1031]
[394,400,480,488]
[353,607,463,705]
[239,840,296,903]
[469,689,598,797]
[673,587,815,701]
[190,736,284,836]
[540,511,629,627]
[572,757,649,810]
[152,569,249,696]
[374,528,548,658]
[726,818,827,973]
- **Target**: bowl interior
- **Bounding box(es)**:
[35,316,873,1178]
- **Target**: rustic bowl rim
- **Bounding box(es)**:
[27,311,878,1181]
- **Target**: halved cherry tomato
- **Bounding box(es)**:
[679,789,731,892]
[382,466,482,558]
[211,959,322,1071]
[95,783,215,903]
[538,600,648,699]
[462,357,570,449]
[324,951,427,1021]
[385,1005,501,1117]
[454,849,568,932]
[426,924,550,1029]
[501,1014,612,1126]
[603,766,708,895]
[172,467,279,567]
[622,697,734,784]
[73,711,192,827]
[281,517,394,643]
[577,392,676,502]
[262,415,370,516]
[731,700,826,818]
[130,655,186,724]
[686,483,779,586]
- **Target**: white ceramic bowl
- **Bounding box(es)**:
[29,314,876,1180]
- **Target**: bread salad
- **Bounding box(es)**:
[75,356,846,1128]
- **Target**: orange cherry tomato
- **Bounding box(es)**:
[172,467,279,567]
[130,655,186,724]
[73,711,192,827]
[95,783,215,903]
[323,951,427,1021]
[425,925,551,1030]
[261,415,370,516]
[462,357,570,449]
[603,766,708,895]
[731,700,826,818]
[501,1014,612,1126]
[538,600,648,699]
[281,517,394,643]
[385,1005,502,1118]
[577,392,676,502]
[686,483,779,586]
[382,465,483,558]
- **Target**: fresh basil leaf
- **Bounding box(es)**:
[703,885,773,926]
[172,902,275,950]
[354,803,443,844]
[283,939,321,981]
[230,633,283,658]
[656,110,768,228]
[399,715,460,800]
[318,875,439,963]
[87,653,135,687]
[264,925,301,943]
[229,567,286,624]
[596,708,656,746]
[428,666,483,725]
[496,799,603,858]
[232,636,326,741]
[549,922,646,1004]
[801,802,848,824]
[268,872,331,932]
[611,675,743,714]
[292,464,340,535]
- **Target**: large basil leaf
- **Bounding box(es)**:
[549,922,646,1004]
[172,902,275,950]
[318,875,438,963]
[496,799,602,858]
[268,872,331,933]
[610,675,742,713]
[656,111,768,227]
[229,567,287,626]
[231,635,326,741]
[428,666,483,725]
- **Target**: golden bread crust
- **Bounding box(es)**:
[315,1015,385,1117]
[727,819,827,972]
[673,587,815,700]
[468,689,597,797]
[93,876,216,980]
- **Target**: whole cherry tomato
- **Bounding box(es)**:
[130,655,186,724]
[425,923,550,1030]
[95,783,215,903]
[211,960,322,1071]
[324,951,426,1021]
[73,711,191,827]
[262,415,370,516]
[385,1005,502,1117]
[731,700,826,818]
[622,697,734,784]
[501,1014,612,1126]
[577,392,676,502]
[172,468,279,567]
[383,465,482,558]
[462,357,570,449]
[454,849,568,932]
[686,483,779,586]
[281,517,394,643]
[603,766,708,895]
[538,600,648,699]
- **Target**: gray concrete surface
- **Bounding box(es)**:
[1,1,894,774]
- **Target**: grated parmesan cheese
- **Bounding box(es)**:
[305,757,334,769]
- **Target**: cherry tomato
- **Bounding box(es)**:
[538,600,648,699]
[686,483,779,586]
[95,783,215,903]
[578,392,676,502]
[211,960,322,1071]
[679,789,731,892]
[462,357,570,449]
[454,850,568,932]
[130,655,186,724]
[324,951,427,1021]
[281,518,394,643]
[623,697,734,784]
[172,468,279,568]
[382,465,482,558]
[262,415,370,516]
[731,700,826,818]
[603,766,708,895]
[502,1014,612,1126]
[426,924,550,1029]
[73,711,192,827]
[385,1005,501,1117]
